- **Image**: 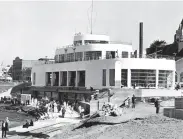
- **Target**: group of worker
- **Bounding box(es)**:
[125,95,161,114]
[1,117,9,138]
[124,94,136,109]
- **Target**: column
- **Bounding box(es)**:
[106,69,109,87]
[51,92,53,98]
[115,61,121,88]
[177,72,180,83]
[127,69,131,88]
[128,52,131,58]
[51,72,54,86]
[82,40,85,45]
[156,70,159,89]
[45,73,47,86]
[59,71,61,86]
[102,51,106,59]
[83,52,85,61]
[171,70,175,90]
[75,71,78,87]
[67,71,69,86]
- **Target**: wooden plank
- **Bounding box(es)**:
[163,108,175,118]
[175,109,183,120]
[175,98,183,109]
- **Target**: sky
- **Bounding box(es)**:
[0,1,183,65]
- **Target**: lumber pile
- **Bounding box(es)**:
[164,97,183,120]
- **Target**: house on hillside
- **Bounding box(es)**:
[12,57,50,81]
[146,19,183,59]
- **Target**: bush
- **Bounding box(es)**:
[21,105,47,120]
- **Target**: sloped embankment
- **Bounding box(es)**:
[51,114,183,139]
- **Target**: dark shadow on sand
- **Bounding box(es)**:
[73,117,146,131]
[7,130,50,138]
[72,121,128,131]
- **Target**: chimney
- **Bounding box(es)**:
[139,22,143,58]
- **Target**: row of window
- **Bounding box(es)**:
[33,69,173,88]
[102,69,173,88]
[55,51,130,63]
[45,71,86,87]
[73,40,109,46]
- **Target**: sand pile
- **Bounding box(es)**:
[50,101,183,139]
[52,115,183,139]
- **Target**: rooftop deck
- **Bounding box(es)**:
[35,54,175,65]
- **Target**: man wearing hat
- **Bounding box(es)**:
[154,98,160,114]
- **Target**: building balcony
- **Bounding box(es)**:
[36,54,175,65]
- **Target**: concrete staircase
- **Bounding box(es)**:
[90,88,141,114]
[109,88,141,106]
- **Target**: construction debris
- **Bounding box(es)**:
[100,102,122,116]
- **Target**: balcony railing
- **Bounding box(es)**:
[147,54,175,60]
[35,54,175,65]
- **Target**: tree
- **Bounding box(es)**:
[22,67,32,81]
[147,40,167,55]
[8,66,13,77]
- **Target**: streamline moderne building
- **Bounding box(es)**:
[31,33,176,96]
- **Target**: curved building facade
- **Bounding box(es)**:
[32,33,176,90]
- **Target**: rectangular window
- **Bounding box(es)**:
[158,70,173,88]
[59,55,61,63]
[33,72,36,85]
[109,69,115,86]
[75,52,83,61]
[122,51,128,58]
[84,51,102,60]
[84,40,108,44]
[102,69,106,86]
[106,51,116,59]
[131,69,156,88]
[61,54,64,62]
[74,40,82,46]
[61,71,67,86]
[121,69,127,86]
[78,71,85,87]
[55,55,59,63]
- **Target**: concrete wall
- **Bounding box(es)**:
[176,58,183,82]
[32,58,175,89]
[31,67,45,86]
[141,89,182,97]
[74,34,110,42]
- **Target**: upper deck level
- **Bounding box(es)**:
[55,33,133,55]
[73,33,110,45]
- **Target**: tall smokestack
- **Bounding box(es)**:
[139,22,143,58]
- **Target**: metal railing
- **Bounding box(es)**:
[35,54,175,65]
[146,54,175,60]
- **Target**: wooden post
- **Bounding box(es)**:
[51,92,53,98]
[108,89,111,102]
[97,101,99,110]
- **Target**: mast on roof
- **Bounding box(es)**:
[91,0,93,34]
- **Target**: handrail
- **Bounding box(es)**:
[146,54,175,60]
[34,54,175,65]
